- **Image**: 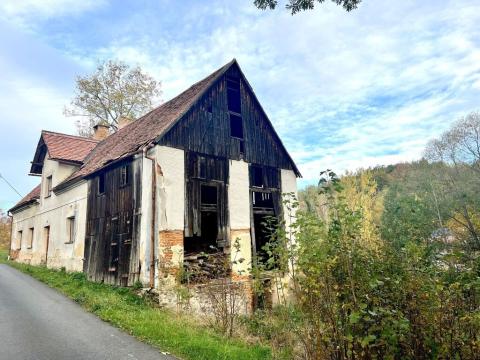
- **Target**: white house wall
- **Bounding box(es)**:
[11,155,87,272]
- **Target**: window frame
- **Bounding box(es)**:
[251,165,264,188]
[229,113,244,139]
[45,175,53,198]
[66,216,76,244]
[119,165,130,187]
[17,230,23,250]
[27,227,34,249]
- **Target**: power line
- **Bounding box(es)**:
[0,173,23,198]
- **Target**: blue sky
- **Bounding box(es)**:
[0,0,479,210]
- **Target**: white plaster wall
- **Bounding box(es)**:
[39,156,78,209]
[228,160,250,229]
[228,160,252,276]
[155,146,185,231]
[11,155,87,271]
[271,169,298,307]
[135,146,186,286]
[138,155,152,284]
[156,146,185,283]
[280,169,298,230]
[11,204,39,259]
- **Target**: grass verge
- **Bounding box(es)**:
[0,250,271,360]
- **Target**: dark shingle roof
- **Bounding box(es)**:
[10,184,41,213]
[57,59,236,189]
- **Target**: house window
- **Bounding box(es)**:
[98,174,105,195]
[45,175,52,198]
[120,165,130,187]
[230,114,244,139]
[28,227,34,249]
[66,216,75,243]
[17,230,23,250]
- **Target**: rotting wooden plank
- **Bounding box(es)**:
[84,157,142,286]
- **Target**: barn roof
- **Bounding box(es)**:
[28,59,299,192]
[10,184,41,213]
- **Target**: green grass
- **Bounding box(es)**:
[0,252,271,360]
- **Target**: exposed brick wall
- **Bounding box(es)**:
[158,230,184,278]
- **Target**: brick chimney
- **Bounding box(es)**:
[118,116,132,130]
[92,123,110,141]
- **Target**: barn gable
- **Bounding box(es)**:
[158,61,301,176]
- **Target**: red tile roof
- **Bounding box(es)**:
[42,131,99,163]
[10,184,41,212]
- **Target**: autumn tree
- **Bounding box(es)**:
[254,0,361,14]
[341,170,383,251]
[65,60,161,136]
[0,210,11,250]
[424,111,480,249]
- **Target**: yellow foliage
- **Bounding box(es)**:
[445,207,480,244]
[341,170,384,252]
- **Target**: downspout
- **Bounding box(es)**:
[143,144,156,289]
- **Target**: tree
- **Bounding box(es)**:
[341,170,383,252]
[380,162,444,248]
[254,0,361,14]
[0,210,11,250]
[65,60,161,136]
[424,111,480,249]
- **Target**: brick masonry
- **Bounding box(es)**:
[158,230,184,279]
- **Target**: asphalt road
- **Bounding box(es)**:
[0,264,177,360]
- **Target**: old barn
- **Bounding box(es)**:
[9,59,300,310]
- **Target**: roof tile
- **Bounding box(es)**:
[42,131,99,163]
[10,184,41,212]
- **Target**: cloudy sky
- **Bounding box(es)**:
[0,0,479,210]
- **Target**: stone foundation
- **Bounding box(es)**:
[9,249,19,260]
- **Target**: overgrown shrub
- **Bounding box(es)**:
[251,170,480,359]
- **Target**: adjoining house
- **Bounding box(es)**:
[9,59,300,311]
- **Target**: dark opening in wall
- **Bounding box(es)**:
[184,212,219,255]
[253,213,278,267]
[120,165,130,187]
[252,191,274,209]
[253,278,273,311]
[251,165,264,187]
[230,113,244,139]
[227,75,241,114]
[201,184,218,206]
[98,174,105,195]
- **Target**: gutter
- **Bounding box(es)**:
[143,143,157,289]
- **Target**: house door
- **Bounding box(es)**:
[43,226,50,264]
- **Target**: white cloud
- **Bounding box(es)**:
[0,0,106,28]
[1,0,480,195]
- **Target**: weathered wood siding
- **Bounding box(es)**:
[83,158,142,286]
[159,66,295,172]
[184,152,229,244]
